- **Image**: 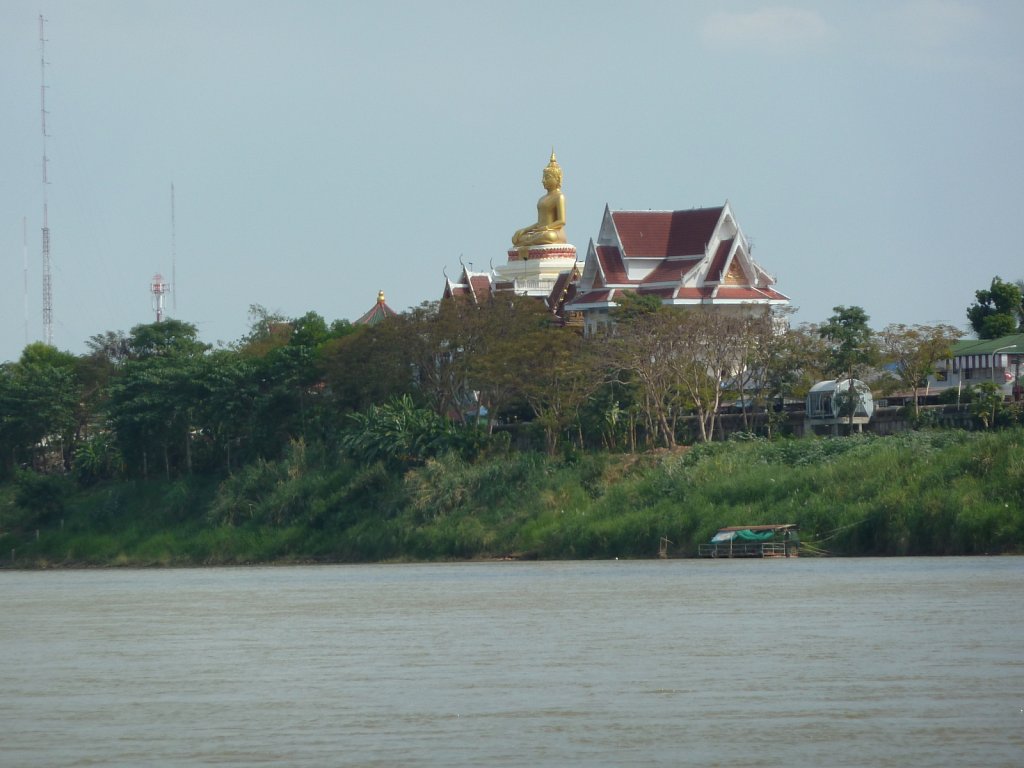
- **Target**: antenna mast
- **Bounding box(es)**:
[22,216,29,346]
[171,182,177,311]
[39,14,53,346]
[151,273,169,323]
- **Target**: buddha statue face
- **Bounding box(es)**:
[542,166,562,191]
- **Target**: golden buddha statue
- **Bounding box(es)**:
[512,151,567,248]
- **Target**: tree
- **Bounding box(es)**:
[970,381,1005,429]
[85,330,131,365]
[193,350,261,472]
[340,395,461,467]
[321,318,420,413]
[819,306,878,427]
[237,304,291,357]
[604,307,688,448]
[880,323,961,417]
[733,310,826,436]
[106,321,209,478]
[603,306,756,445]
[514,328,602,454]
[670,310,753,443]
[464,297,552,433]
[967,277,1024,339]
[126,319,210,359]
[401,301,468,421]
[0,344,82,474]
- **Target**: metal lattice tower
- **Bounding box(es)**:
[151,273,170,323]
[23,217,29,346]
[171,183,177,311]
[39,15,53,346]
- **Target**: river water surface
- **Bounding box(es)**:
[2,558,1022,767]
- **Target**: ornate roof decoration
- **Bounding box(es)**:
[567,202,788,312]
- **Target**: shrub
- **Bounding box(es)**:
[12,471,74,527]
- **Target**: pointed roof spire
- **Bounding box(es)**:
[356,289,397,325]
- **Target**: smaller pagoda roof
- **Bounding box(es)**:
[356,290,398,325]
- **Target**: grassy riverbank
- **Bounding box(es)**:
[2,428,1023,567]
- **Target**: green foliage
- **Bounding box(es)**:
[609,291,663,323]
[967,276,1024,339]
[0,344,82,473]
[970,382,1007,429]
[127,319,209,359]
[4,428,1024,566]
[880,323,961,415]
[340,395,488,466]
[819,305,878,382]
[72,433,125,486]
[12,470,75,526]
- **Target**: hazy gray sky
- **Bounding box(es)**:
[2,0,1022,362]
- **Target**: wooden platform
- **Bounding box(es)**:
[697,542,797,558]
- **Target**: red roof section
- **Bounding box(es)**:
[611,208,723,258]
[547,270,578,312]
[715,287,786,301]
[356,294,399,325]
[636,286,679,299]
[642,256,703,284]
[707,238,733,282]
[595,245,628,285]
[572,289,614,305]
[469,275,492,300]
[674,286,716,300]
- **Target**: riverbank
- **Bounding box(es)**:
[3,429,1022,567]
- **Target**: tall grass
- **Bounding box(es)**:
[3,428,1022,566]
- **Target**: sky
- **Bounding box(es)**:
[2,0,1023,363]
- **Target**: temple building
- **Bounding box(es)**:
[441,153,789,332]
[442,152,583,323]
[565,203,789,336]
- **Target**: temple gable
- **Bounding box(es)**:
[565,202,788,336]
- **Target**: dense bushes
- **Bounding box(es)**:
[2,428,1023,566]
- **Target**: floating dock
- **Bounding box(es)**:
[697,524,799,558]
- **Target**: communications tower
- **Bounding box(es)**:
[151,273,170,323]
[39,15,53,345]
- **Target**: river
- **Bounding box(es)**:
[1,558,1022,767]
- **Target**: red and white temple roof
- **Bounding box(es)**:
[566,203,788,312]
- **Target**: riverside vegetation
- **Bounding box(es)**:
[2,292,1023,567]
[3,428,1023,567]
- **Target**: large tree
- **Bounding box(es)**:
[0,343,82,474]
[880,323,961,416]
[512,328,602,454]
[464,297,553,433]
[604,307,688,448]
[818,306,878,425]
[106,321,210,478]
[669,310,754,443]
[966,276,1024,339]
[603,304,761,445]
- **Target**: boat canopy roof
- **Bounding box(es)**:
[710,524,798,543]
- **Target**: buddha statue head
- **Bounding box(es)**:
[542,150,563,190]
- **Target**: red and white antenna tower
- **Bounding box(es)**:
[39,14,53,346]
[151,273,170,323]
